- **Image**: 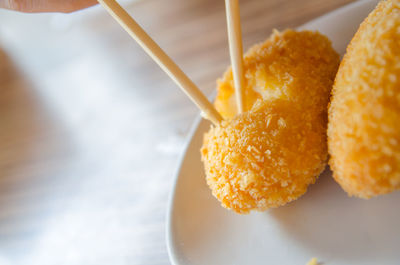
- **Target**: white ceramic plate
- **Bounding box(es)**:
[167,1,400,264]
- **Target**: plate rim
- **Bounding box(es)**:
[166,114,203,265]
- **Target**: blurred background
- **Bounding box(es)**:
[0,0,353,264]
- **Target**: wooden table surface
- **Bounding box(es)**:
[0,0,354,264]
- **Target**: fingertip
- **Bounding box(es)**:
[62,2,98,13]
[0,0,98,13]
[61,0,97,13]
[0,0,42,12]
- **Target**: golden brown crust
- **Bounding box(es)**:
[328,0,400,198]
[202,30,339,214]
[202,100,327,214]
[215,29,340,119]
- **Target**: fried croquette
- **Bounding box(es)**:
[201,100,328,214]
[328,0,400,198]
[200,30,339,213]
[215,29,339,119]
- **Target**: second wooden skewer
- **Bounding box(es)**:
[225,0,245,114]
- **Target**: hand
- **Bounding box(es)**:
[0,0,98,13]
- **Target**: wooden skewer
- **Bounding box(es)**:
[97,0,223,125]
[225,0,245,114]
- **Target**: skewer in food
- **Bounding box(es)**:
[328,0,400,198]
[202,30,339,213]
[98,0,341,214]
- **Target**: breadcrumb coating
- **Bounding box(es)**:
[201,30,339,214]
[215,29,339,119]
[328,0,400,198]
[201,100,328,214]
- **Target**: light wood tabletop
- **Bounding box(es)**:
[0,0,353,264]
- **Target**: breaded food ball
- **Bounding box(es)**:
[328,0,400,198]
[201,30,339,213]
[215,29,339,119]
[201,100,328,214]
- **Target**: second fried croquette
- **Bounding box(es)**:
[215,29,340,119]
[328,0,400,198]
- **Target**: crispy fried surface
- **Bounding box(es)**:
[215,29,339,119]
[201,30,339,214]
[328,0,400,198]
[201,101,327,214]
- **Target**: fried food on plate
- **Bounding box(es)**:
[201,30,339,214]
[215,29,339,119]
[328,0,400,198]
[202,100,330,214]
